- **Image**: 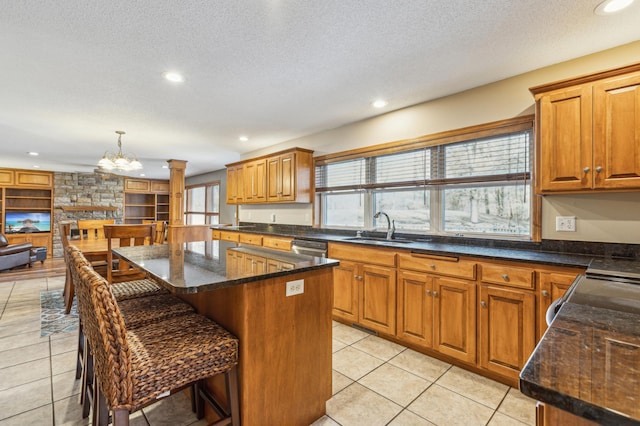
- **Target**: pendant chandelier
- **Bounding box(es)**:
[98,130,143,171]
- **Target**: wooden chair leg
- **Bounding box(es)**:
[64,266,74,314]
[195,380,205,419]
[81,340,93,419]
[226,366,240,426]
[94,382,109,426]
[112,408,130,426]
[75,321,84,380]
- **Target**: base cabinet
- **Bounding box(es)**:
[397,271,476,363]
[332,260,360,323]
[359,264,396,335]
[479,285,536,380]
[536,402,598,426]
[538,272,579,339]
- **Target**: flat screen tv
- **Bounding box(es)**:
[4,212,51,234]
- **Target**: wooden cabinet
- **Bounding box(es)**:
[1,169,54,257]
[239,233,263,246]
[536,403,599,426]
[397,253,477,363]
[329,243,397,335]
[220,231,240,242]
[532,64,640,193]
[226,165,244,204]
[538,271,580,339]
[243,160,266,202]
[225,148,313,204]
[478,284,536,380]
[123,178,170,224]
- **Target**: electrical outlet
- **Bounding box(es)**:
[286,279,304,296]
[556,216,576,232]
[271,213,276,223]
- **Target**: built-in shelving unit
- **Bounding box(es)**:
[123,178,170,224]
[0,168,54,257]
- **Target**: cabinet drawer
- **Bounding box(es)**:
[220,231,240,242]
[481,264,535,289]
[398,252,476,279]
[262,236,291,251]
[239,233,263,246]
[328,243,396,267]
[211,230,221,240]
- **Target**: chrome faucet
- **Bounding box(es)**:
[374,211,395,240]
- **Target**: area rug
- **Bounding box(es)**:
[40,289,78,336]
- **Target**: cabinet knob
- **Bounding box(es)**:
[595,166,603,173]
[583,167,590,173]
[480,301,487,308]
[433,291,439,297]
[429,264,436,270]
[426,289,431,295]
[541,290,549,297]
[502,274,509,281]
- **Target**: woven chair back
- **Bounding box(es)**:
[67,246,132,409]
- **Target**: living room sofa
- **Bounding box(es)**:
[0,233,33,272]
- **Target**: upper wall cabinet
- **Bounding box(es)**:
[226,148,313,204]
[531,63,640,193]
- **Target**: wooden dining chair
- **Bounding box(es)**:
[77,219,115,240]
[142,220,167,243]
[103,224,155,284]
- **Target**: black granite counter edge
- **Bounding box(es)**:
[519,378,640,426]
[210,223,640,269]
[145,259,339,295]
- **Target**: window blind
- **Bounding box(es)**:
[316,129,531,192]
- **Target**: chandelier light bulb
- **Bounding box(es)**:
[98,131,143,172]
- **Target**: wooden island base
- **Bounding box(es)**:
[181,267,334,426]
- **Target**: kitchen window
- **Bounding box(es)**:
[185,182,220,225]
[315,116,534,239]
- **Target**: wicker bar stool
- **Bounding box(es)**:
[74,262,240,426]
[66,246,194,418]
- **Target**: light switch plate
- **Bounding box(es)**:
[556,216,576,232]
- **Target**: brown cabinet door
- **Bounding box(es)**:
[479,285,536,379]
[433,277,476,363]
[243,162,256,202]
[538,271,579,339]
[254,159,267,202]
[359,264,396,335]
[279,152,295,201]
[538,86,593,192]
[267,156,280,201]
[332,260,359,323]
[226,167,237,204]
[0,170,14,185]
[593,72,640,190]
[397,270,433,348]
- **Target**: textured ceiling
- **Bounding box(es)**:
[1,0,639,179]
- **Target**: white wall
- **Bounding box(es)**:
[240,41,640,242]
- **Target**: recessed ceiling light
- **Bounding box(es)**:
[239,136,249,142]
[594,0,634,14]
[162,165,169,169]
[139,173,145,177]
[33,165,40,168]
[27,151,39,156]
[163,72,184,83]
[372,99,388,108]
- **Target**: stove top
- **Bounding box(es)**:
[567,275,640,315]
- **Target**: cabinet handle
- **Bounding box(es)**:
[502,274,509,281]
[480,301,487,308]
[429,264,436,270]
[541,290,549,297]
[583,167,590,173]
[595,166,603,173]
[433,291,439,297]
[426,289,431,295]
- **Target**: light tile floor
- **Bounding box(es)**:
[0,276,536,426]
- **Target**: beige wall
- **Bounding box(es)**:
[241,41,640,242]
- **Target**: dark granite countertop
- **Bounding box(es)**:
[113,240,338,294]
[520,274,640,425]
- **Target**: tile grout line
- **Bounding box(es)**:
[0,281,16,321]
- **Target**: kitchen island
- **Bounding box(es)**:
[520,259,640,425]
[113,240,339,426]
